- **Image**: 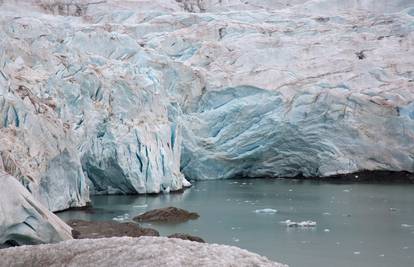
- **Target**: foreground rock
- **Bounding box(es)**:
[133,207,199,223]
[168,233,205,243]
[68,220,159,239]
[0,236,286,267]
[0,172,72,246]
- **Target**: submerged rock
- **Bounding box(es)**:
[168,233,205,243]
[68,220,159,239]
[133,207,199,223]
[0,172,73,246]
[0,236,286,267]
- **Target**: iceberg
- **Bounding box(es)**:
[281,220,317,228]
[254,209,278,214]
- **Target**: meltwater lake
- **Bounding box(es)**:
[58,179,414,267]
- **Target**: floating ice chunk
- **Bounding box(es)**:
[353,251,361,255]
[113,213,130,222]
[323,212,331,216]
[298,221,317,227]
[281,220,317,227]
[134,204,148,208]
[182,178,192,188]
[324,229,331,232]
[401,224,414,228]
[343,189,350,192]
[255,209,278,214]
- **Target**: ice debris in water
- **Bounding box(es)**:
[134,204,148,208]
[401,224,414,228]
[281,220,317,227]
[255,209,278,214]
[113,213,130,222]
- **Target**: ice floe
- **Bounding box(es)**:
[281,220,317,228]
[255,209,278,214]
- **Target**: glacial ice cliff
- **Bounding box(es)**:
[175,1,414,179]
[0,0,413,245]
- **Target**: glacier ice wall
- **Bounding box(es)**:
[0,1,198,209]
[182,86,414,179]
[172,2,414,179]
[0,0,413,214]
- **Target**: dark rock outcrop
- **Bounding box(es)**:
[68,220,159,239]
[168,233,205,243]
[133,207,199,223]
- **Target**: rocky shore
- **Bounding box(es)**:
[0,237,287,267]
[133,206,200,223]
[67,206,205,242]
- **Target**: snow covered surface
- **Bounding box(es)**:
[0,0,413,243]
[0,171,72,245]
[0,236,287,267]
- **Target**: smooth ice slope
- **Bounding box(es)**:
[0,171,73,245]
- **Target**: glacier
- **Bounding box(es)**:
[0,0,413,246]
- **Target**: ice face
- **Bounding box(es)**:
[181,85,414,179]
[0,0,413,213]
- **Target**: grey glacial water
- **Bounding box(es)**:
[58,179,414,267]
